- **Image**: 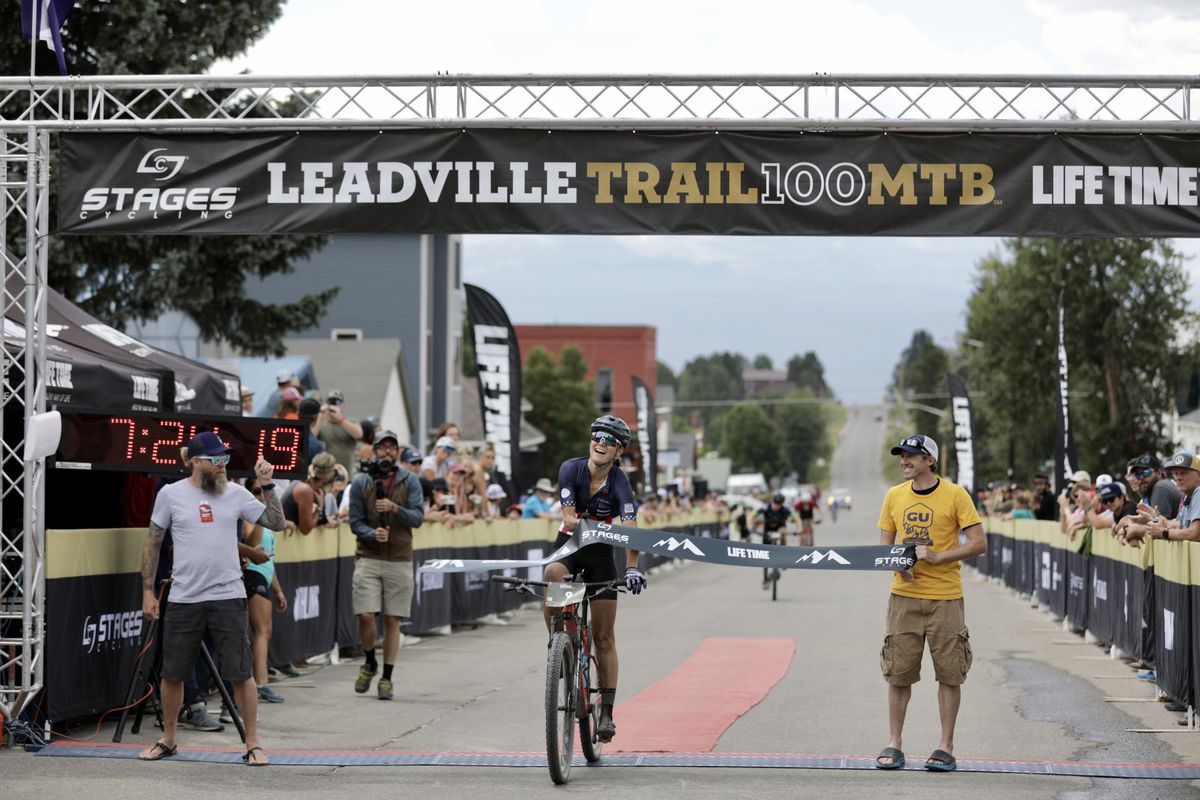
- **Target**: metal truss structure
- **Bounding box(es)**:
[2,72,1199,725]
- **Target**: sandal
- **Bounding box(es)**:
[925,749,957,772]
[243,745,269,766]
[875,747,905,769]
[139,740,178,761]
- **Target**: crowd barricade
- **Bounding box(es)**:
[42,511,722,724]
[976,518,1196,709]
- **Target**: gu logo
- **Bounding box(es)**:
[902,503,933,539]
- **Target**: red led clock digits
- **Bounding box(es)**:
[110,417,137,460]
[151,420,185,465]
[257,427,300,472]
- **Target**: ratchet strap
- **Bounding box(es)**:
[418,520,915,574]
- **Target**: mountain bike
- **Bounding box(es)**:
[492,574,622,785]
[762,531,783,601]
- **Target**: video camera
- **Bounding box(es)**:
[359,457,398,481]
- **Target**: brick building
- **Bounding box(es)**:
[512,324,656,423]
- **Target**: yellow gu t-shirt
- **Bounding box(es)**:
[877,477,982,600]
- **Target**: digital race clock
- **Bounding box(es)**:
[54,409,309,479]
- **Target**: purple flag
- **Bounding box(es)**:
[21,0,75,75]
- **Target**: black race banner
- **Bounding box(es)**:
[946,374,976,499]
[631,375,657,494]
[419,519,917,574]
[464,284,521,496]
[57,131,1200,237]
[1054,290,1080,495]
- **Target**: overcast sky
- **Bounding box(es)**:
[217,0,1200,403]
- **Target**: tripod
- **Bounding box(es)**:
[113,586,245,744]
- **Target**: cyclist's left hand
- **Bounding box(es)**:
[624,567,647,595]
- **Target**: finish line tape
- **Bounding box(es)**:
[418,520,916,574]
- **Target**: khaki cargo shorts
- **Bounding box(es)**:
[880,594,973,687]
[352,557,414,618]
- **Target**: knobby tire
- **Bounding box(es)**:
[545,631,576,784]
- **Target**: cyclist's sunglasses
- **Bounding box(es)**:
[591,432,620,447]
[899,437,930,454]
[194,454,231,467]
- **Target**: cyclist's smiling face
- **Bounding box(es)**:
[589,433,621,467]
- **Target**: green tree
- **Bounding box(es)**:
[786,351,832,398]
[774,391,829,481]
[657,360,676,387]
[963,238,1193,482]
[752,353,774,370]
[1,2,334,356]
[722,404,784,477]
[523,346,597,479]
[891,330,950,429]
[676,352,745,451]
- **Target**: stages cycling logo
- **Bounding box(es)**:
[77,147,240,224]
[138,148,188,181]
[81,610,143,654]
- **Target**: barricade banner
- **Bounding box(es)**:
[1048,528,1069,618]
[1190,545,1200,709]
[1033,521,1053,607]
[1013,519,1035,597]
[999,523,1016,589]
[57,131,1200,237]
[44,529,145,722]
[1065,547,1090,632]
[1114,544,1150,660]
[269,529,344,667]
[1152,540,1191,705]
[1087,531,1120,645]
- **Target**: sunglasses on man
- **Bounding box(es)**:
[592,432,620,447]
[194,454,231,466]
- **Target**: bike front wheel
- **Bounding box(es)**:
[545,631,576,784]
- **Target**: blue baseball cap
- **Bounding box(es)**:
[187,431,231,457]
[891,434,939,463]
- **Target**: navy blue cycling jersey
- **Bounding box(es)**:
[760,504,792,532]
[557,456,638,523]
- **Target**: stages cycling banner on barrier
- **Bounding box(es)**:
[59,131,1200,237]
[418,520,917,574]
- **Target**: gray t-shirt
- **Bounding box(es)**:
[151,480,265,604]
[420,455,450,479]
[1148,478,1184,520]
[1177,489,1200,529]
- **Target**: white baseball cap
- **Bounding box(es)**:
[276,368,294,384]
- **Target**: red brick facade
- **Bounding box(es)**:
[513,324,657,427]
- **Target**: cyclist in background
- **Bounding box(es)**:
[794,491,822,546]
[753,493,796,588]
[542,415,642,743]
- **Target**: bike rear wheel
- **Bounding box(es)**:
[578,654,603,763]
[545,631,576,784]
[771,569,779,601]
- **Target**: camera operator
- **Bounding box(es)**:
[347,430,424,700]
[317,390,363,472]
[138,433,285,766]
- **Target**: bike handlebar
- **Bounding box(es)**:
[490,575,622,590]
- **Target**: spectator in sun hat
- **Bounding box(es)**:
[521,478,557,520]
[240,386,256,416]
[274,386,302,420]
[420,436,457,482]
[484,483,507,518]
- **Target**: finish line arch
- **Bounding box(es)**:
[4,72,1200,720]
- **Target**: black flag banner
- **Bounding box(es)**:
[1054,290,1079,495]
[631,375,657,493]
[418,520,916,574]
[946,373,976,498]
[57,131,1200,236]
[465,284,521,495]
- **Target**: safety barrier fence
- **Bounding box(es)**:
[972,519,1191,711]
[40,512,721,723]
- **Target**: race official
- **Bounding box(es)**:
[138,432,286,766]
[348,430,424,700]
[875,434,985,773]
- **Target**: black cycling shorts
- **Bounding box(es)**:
[552,533,620,601]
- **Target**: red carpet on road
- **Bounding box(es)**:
[610,636,795,753]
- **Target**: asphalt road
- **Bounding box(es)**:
[5,404,1199,798]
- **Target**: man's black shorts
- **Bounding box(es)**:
[162,599,252,683]
[552,536,620,601]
